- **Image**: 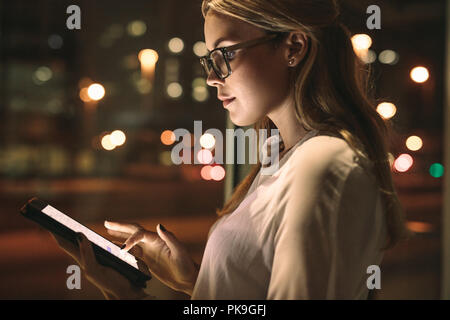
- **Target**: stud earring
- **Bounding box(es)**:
[288,59,295,66]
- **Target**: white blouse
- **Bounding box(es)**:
[191,130,387,300]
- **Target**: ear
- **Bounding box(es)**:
[284,31,308,67]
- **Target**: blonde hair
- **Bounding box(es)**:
[202,0,412,250]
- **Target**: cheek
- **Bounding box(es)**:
[236,55,288,114]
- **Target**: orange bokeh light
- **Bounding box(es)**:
[160,130,176,145]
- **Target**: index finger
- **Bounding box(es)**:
[104,221,141,234]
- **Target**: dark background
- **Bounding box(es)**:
[0,0,447,299]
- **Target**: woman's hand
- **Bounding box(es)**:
[51,232,148,300]
[104,221,199,296]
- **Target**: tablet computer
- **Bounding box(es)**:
[20,197,152,288]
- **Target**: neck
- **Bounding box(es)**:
[267,99,307,151]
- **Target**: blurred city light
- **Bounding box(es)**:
[127,20,147,37]
[110,130,126,147]
[197,149,213,164]
[101,134,116,151]
[429,163,444,178]
[160,130,176,145]
[376,102,397,119]
[138,49,159,67]
[394,154,414,172]
[192,86,209,102]
[407,221,434,233]
[168,37,184,53]
[351,34,372,51]
[358,49,377,64]
[410,66,430,83]
[406,135,423,151]
[200,165,213,180]
[87,83,105,101]
[193,41,208,57]
[210,165,225,181]
[167,82,183,98]
[200,133,215,149]
[34,66,53,83]
[379,50,399,65]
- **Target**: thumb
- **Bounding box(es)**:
[156,224,182,254]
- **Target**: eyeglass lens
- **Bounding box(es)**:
[202,50,229,78]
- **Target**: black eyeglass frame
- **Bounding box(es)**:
[199,33,281,80]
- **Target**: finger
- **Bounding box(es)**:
[104,220,141,234]
[156,224,182,254]
[128,244,144,259]
[106,229,131,240]
[122,230,145,252]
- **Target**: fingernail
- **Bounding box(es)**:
[159,224,166,232]
[120,243,126,249]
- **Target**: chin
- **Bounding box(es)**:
[229,113,257,127]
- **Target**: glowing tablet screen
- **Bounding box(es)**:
[42,205,139,270]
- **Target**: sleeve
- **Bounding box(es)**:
[266,141,355,299]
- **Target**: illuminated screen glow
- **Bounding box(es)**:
[41,205,139,270]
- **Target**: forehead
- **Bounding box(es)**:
[204,11,263,50]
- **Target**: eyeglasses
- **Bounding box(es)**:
[199,33,280,80]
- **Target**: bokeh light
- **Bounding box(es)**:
[168,37,184,53]
[87,83,105,101]
[138,49,159,66]
[429,163,444,178]
[167,82,183,98]
[197,149,213,164]
[210,165,226,181]
[192,86,209,102]
[193,41,208,57]
[34,66,53,82]
[376,102,397,119]
[406,136,423,151]
[394,154,413,172]
[127,20,147,37]
[101,134,116,151]
[359,49,377,64]
[379,50,399,65]
[200,133,215,149]
[160,130,176,145]
[410,66,429,83]
[200,165,213,180]
[110,130,126,147]
[351,34,372,51]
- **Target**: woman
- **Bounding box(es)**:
[53,0,410,299]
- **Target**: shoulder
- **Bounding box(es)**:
[275,134,379,236]
[279,134,378,214]
[286,134,362,182]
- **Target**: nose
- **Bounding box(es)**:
[206,68,225,87]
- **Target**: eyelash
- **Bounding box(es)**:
[225,50,236,60]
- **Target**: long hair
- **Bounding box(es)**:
[201,0,411,250]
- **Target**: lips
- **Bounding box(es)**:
[222,97,235,108]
